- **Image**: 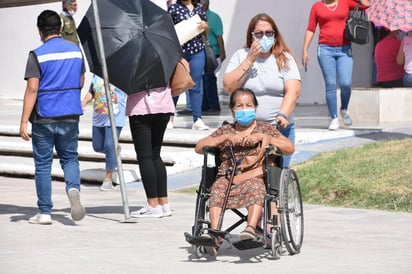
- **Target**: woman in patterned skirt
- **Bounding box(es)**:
[195,87,294,256]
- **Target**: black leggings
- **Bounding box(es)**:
[129,113,170,198]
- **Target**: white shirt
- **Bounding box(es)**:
[225,49,301,124]
[150,0,168,11]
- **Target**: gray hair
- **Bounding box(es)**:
[62,0,75,10]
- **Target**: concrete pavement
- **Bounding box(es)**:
[1,97,412,273]
[1,176,411,274]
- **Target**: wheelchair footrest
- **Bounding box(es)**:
[184,232,218,247]
[233,239,264,250]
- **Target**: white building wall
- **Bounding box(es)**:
[0,0,373,103]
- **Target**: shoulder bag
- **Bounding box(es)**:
[202,34,218,74]
[344,4,370,45]
[170,58,195,97]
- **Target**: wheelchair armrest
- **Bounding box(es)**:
[203,146,219,154]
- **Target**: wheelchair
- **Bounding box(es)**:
[184,145,304,259]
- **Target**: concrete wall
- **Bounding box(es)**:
[0,0,374,104]
[350,88,412,123]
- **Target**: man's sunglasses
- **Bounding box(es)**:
[252,30,275,39]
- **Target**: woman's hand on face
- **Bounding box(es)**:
[247,40,261,63]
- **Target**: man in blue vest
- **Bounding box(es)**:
[19,10,86,225]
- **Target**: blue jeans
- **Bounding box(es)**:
[174,50,205,122]
[31,122,80,214]
[92,126,122,171]
[317,44,353,119]
[404,73,412,87]
[279,123,295,168]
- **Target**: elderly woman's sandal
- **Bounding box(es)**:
[240,225,257,241]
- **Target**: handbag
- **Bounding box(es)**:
[170,58,195,97]
[344,4,370,45]
[202,34,218,74]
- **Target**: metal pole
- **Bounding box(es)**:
[91,0,134,222]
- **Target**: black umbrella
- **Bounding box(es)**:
[78,0,182,94]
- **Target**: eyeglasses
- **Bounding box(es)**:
[252,30,275,39]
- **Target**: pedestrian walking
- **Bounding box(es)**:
[301,0,370,130]
[82,75,127,191]
[19,10,86,224]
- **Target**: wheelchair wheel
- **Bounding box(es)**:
[279,169,304,255]
[193,245,203,259]
[271,229,282,260]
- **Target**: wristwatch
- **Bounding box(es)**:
[275,112,288,120]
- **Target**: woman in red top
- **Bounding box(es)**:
[302,0,370,130]
[375,30,404,88]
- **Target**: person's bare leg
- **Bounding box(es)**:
[245,204,264,233]
[147,197,159,208]
[105,170,113,181]
[158,196,168,206]
[209,206,221,230]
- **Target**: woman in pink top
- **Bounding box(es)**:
[126,87,175,218]
[302,0,370,130]
[375,30,404,87]
[397,34,412,87]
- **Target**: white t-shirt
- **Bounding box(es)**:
[150,0,168,10]
[225,49,301,124]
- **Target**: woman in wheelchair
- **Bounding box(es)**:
[194,88,294,255]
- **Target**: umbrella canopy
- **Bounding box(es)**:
[367,0,412,32]
[77,0,182,94]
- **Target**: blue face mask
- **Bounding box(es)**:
[258,36,274,53]
[235,109,256,126]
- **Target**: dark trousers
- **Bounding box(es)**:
[129,113,170,198]
[202,71,221,111]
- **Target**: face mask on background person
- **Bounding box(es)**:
[234,109,256,126]
[68,9,76,16]
[258,36,274,53]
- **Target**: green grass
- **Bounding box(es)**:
[174,138,412,213]
[294,138,412,212]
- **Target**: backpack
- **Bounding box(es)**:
[344,4,370,45]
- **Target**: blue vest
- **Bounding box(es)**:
[33,37,83,118]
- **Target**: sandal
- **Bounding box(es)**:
[240,225,257,241]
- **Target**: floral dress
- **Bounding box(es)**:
[209,121,281,209]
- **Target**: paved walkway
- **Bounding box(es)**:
[1,97,412,273]
[1,176,411,274]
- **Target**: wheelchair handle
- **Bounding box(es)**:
[266,145,281,156]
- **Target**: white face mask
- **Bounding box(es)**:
[68,9,76,16]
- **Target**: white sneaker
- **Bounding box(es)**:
[29,213,52,225]
[67,188,86,221]
[131,204,163,218]
[100,179,113,191]
[192,118,209,130]
[161,204,172,217]
[341,110,352,126]
[328,118,339,130]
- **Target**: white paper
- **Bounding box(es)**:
[174,14,202,45]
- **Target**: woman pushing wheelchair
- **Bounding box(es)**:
[194,88,294,256]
